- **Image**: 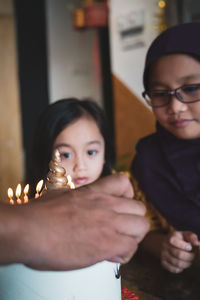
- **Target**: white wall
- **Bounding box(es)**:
[46,0,102,106]
[109,0,158,103]
[46,0,159,107]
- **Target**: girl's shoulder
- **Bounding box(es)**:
[136,132,159,153]
[133,132,161,169]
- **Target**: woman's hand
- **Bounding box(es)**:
[0,174,149,271]
[161,231,199,273]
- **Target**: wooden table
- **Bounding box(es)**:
[121,252,200,300]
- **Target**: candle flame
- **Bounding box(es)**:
[24,184,29,194]
[8,188,14,204]
[36,180,44,193]
[16,184,21,198]
[8,188,13,198]
[23,184,29,203]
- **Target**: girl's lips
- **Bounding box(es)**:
[170,119,193,127]
[74,177,88,185]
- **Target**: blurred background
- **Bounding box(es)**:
[0,0,200,202]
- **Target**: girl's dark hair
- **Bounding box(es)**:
[26,98,115,195]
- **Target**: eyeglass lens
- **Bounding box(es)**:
[145,84,200,107]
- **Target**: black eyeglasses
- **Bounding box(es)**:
[142,84,200,108]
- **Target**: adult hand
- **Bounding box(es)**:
[0,174,149,270]
[161,230,199,273]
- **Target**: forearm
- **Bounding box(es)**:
[140,231,165,259]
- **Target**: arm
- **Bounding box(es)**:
[132,178,199,273]
[0,173,149,270]
[141,228,199,273]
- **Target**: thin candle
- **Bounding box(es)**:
[23,184,29,203]
[16,184,22,204]
[35,180,44,198]
[8,188,14,205]
[67,175,75,189]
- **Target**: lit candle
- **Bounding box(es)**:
[35,180,44,198]
[8,188,14,205]
[67,175,75,189]
[70,182,75,189]
[16,184,22,204]
[23,184,29,203]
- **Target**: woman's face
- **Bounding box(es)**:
[149,54,200,139]
[53,116,105,188]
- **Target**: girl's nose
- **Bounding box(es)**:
[73,155,86,171]
[168,95,188,114]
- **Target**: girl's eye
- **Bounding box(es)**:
[182,85,200,95]
[61,152,72,159]
[87,150,97,156]
[150,90,168,98]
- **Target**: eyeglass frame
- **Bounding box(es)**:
[142,83,200,108]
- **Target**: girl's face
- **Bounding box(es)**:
[53,116,105,188]
[149,54,200,139]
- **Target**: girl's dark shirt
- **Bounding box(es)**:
[131,123,200,238]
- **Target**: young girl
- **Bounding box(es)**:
[27,98,115,196]
[22,98,120,300]
[131,22,200,274]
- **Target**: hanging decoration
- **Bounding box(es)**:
[73,0,108,29]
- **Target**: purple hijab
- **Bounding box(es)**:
[131,22,200,237]
[143,22,200,91]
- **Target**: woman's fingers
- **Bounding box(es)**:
[89,173,134,199]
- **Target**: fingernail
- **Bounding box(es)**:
[192,238,199,246]
[111,256,130,264]
[111,256,124,263]
[186,244,192,251]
